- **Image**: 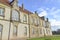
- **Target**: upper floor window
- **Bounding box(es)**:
[12,10,19,21]
[0,24,3,38]
[31,17,34,24]
[36,19,39,25]
[42,21,45,27]
[23,15,27,22]
[13,26,17,36]
[0,8,4,16]
[34,18,39,26]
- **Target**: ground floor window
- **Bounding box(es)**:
[40,29,42,34]
[46,29,48,34]
[24,27,27,35]
[0,24,3,39]
[13,26,17,36]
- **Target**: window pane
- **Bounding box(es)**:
[0,25,3,38]
[24,27,27,35]
[31,17,34,24]
[40,29,42,34]
[13,26,17,36]
[32,28,35,34]
[12,10,19,21]
[23,15,27,22]
[0,8,4,16]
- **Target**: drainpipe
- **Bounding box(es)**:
[8,20,11,40]
[8,8,12,40]
[28,13,30,39]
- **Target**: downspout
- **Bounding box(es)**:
[8,7,12,40]
[28,13,30,38]
[8,20,11,40]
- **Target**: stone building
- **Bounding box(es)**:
[0,0,52,40]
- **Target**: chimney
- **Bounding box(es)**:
[35,11,38,15]
[47,18,48,22]
[22,3,24,10]
[41,16,45,20]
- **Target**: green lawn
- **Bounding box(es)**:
[27,36,60,40]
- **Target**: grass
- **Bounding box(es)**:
[27,36,60,40]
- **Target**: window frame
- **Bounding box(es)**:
[23,14,27,22]
[32,28,35,34]
[13,25,18,36]
[0,7,5,17]
[31,17,35,24]
[11,9,20,21]
[24,27,27,35]
[0,24,3,39]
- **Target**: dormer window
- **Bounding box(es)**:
[0,8,4,16]
[12,10,19,21]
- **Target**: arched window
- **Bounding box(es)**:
[0,8,4,16]
[23,15,27,22]
[0,24,3,38]
[12,10,19,21]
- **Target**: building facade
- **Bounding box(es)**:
[0,0,52,40]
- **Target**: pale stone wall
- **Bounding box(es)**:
[18,23,29,38]
[0,1,52,40]
[0,3,11,20]
[20,12,28,24]
[0,20,10,40]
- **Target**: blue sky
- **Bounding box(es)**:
[10,0,60,31]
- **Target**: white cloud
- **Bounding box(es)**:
[38,11,47,17]
[50,9,60,15]
[49,19,60,26]
[37,7,60,31]
[37,8,48,17]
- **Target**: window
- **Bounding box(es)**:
[35,19,37,24]
[0,8,4,16]
[12,10,19,21]
[40,29,42,34]
[32,28,35,34]
[13,26,17,36]
[42,21,46,27]
[46,29,48,34]
[24,27,27,35]
[31,17,34,24]
[0,24,3,38]
[36,19,39,25]
[23,15,27,22]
